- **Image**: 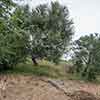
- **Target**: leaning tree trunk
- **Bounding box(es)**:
[32,58,38,65]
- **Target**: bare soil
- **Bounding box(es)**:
[0,75,100,100]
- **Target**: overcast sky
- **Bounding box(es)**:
[21,0,100,39]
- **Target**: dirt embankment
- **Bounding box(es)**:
[0,75,100,100]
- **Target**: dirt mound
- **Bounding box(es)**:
[0,75,100,100]
[70,90,100,100]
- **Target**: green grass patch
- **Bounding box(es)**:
[0,59,100,84]
[0,60,62,78]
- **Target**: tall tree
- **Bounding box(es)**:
[0,1,30,70]
[0,1,74,69]
[30,2,74,64]
[73,33,100,80]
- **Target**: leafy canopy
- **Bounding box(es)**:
[0,1,74,69]
[30,2,74,63]
[0,0,29,69]
[73,33,100,80]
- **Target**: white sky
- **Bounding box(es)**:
[21,0,100,40]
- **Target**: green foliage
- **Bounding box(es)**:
[0,0,16,18]
[73,33,100,80]
[30,2,74,63]
[0,19,29,69]
[0,1,73,70]
[0,1,30,70]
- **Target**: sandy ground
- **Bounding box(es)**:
[0,75,100,100]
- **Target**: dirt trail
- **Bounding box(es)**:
[0,75,100,100]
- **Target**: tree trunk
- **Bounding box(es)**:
[32,58,38,65]
[82,52,92,77]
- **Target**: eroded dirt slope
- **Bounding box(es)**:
[0,75,100,100]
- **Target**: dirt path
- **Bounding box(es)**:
[0,75,100,100]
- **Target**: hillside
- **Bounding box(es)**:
[0,60,100,100]
[0,75,100,100]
